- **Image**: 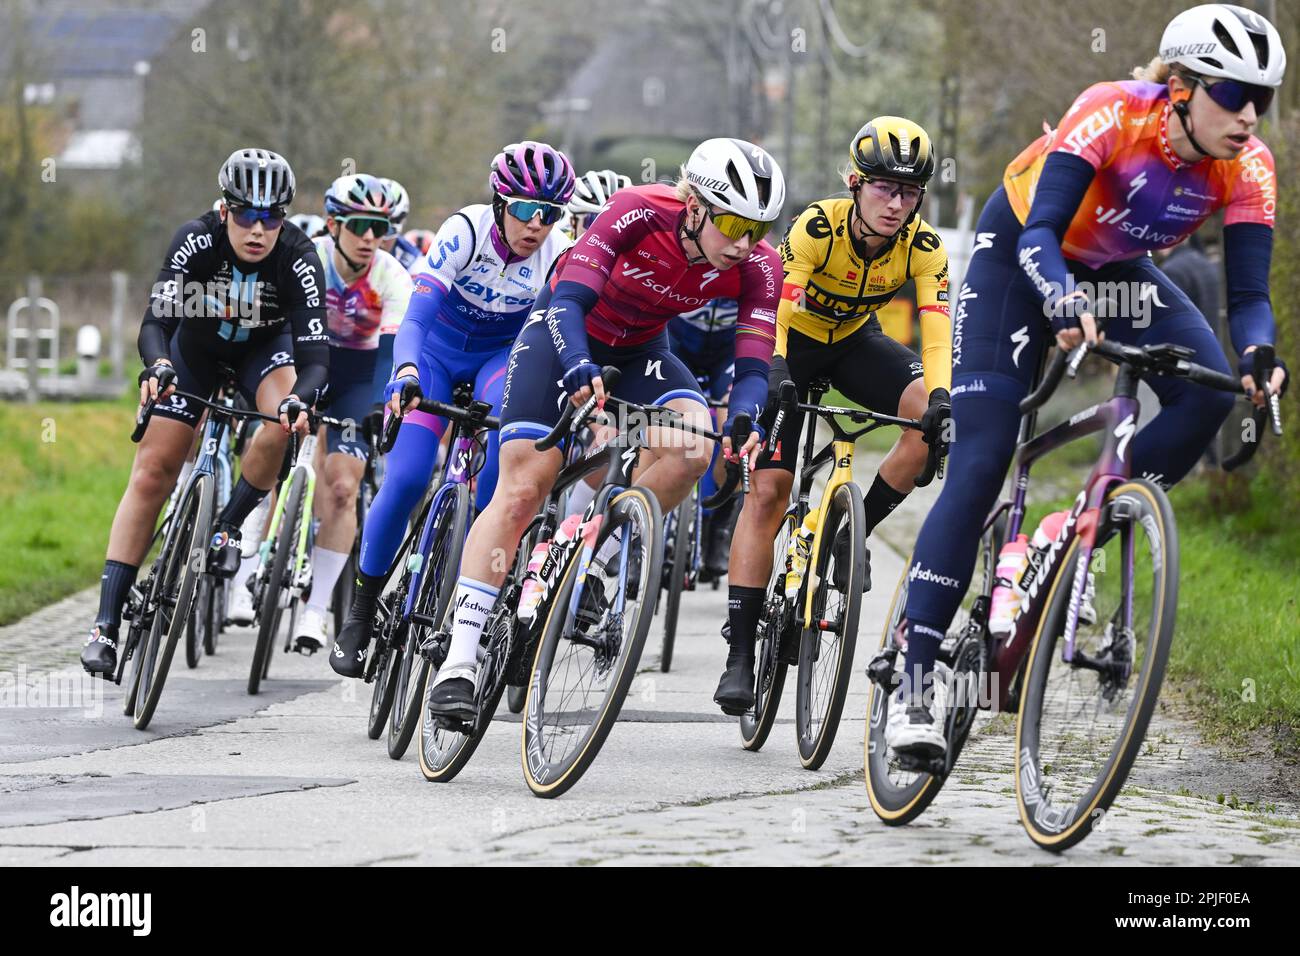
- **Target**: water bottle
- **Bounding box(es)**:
[517,539,552,624]
[784,512,820,598]
[1017,510,1069,601]
[989,534,1029,636]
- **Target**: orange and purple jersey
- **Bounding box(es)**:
[1003,80,1276,269]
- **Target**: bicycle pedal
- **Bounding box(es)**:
[895,751,946,776]
[866,650,900,689]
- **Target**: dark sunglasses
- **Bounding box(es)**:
[340,216,393,238]
[506,199,565,225]
[1189,75,1274,115]
[228,205,285,229]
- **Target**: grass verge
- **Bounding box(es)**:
[0,394,136,625]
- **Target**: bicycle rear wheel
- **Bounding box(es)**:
[249,470,305,695]
[739,509,796,752]
[522,486,663,798]
[1016,479,1177,851]
[133,475,212,730]
[795,481,865,770]
[203,577,224,656]
[388,483,469,760]
[658,489,694,673]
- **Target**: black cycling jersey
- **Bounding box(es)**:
[139,211,330,404]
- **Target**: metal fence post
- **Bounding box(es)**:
[25,274,41,403]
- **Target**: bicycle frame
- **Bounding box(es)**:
[982,367,1142,710]
[260,432,318,600]
[401,421,482,623]
[790,380,913,626]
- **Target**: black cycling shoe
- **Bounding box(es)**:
[830,526,871,594]
[426,665,477,723]
[329,615,372,678]
[713,654,756,716]
[80,623,119,676]
[207,526,242,578]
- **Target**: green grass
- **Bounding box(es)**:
[1164,478,1300,753]
[0,394,136,625]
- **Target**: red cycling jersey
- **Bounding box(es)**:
[552,184,780,363]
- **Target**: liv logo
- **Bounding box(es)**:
[50,886,152,936]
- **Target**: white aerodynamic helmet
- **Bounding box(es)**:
[684,138,786,223]
[289,213,326,236]
[1159,3,1286,87]
[568,169,633,215]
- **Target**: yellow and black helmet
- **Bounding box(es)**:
[849,117,935,185]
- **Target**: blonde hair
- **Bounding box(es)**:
[674,167,693,203]
[1133,55,1172,83]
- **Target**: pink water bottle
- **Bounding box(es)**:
[989,534,1029,636]
[518,539,552,623]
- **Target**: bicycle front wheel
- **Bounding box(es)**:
[522,486,663,798]
[739,509,796,752]
[133,474,213,730]
[388,483,469,760]
[1016,479,1177,851]
[795,480,865,770]
[249,469,306,694]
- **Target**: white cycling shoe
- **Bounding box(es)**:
[885,663,951,759]
[294,607,329,655]
[227,583,255,626]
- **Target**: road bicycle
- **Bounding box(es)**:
[417,368,736,797]
[864,341,1283,851]
[728,379,941,770]
[361,383,496,759]
[115,384,292,728]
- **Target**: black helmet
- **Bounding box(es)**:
[218,148,296,209]
[849,117,935,186]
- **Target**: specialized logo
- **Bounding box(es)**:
[972,232,996,253]
[1061,98,1124,156]
[1010,325,1031,368]
[1126,171,1148,202]
[610,207,653,234]
[646,359,665,381]
[700,268,720,289]
[1113,413,1136,462]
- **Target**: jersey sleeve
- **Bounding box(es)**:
[727,243,782,430]
[412,212,475,292]
[553,188,656,296]
[1047,82,1130,171]
[282,243,330,405]
[376,253,414,336]
[1223,140,1277,229]
[138,218,211,365]
[909,230,952,394]
[774,204,826,356]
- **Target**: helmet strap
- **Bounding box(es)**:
[329,223,367,275]
[1171,96,1214,160]
[679,199,709,266]
[848,183,904,259]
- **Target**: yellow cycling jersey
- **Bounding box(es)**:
[777,197,952,393]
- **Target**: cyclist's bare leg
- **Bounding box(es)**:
[458,439,563,588]
[240,366,295,488]
[631,397,713,511]
[727,467,794,588]
[105,417,197,565]
[315,451,364,552]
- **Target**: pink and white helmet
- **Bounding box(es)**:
[489,141,576,204]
